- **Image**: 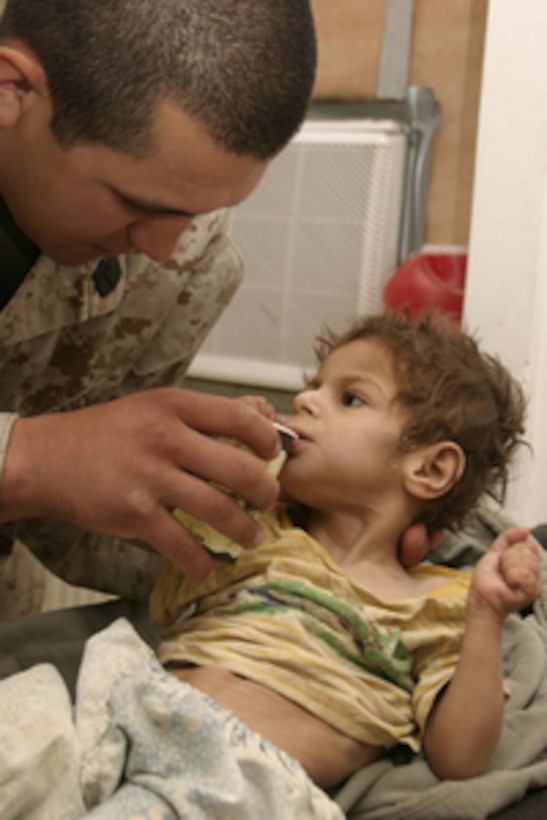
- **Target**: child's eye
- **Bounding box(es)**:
[342,392,365,407]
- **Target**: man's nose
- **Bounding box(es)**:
[127,215,193,261]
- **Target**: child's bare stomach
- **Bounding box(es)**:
[169,664,381,788]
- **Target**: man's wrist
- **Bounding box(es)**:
[0,414,46,523]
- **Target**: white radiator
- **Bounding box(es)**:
[188,118,407,391]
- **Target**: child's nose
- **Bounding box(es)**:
[293,388,319,415]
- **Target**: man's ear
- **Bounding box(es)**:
[0,44,47,128]
[402,441,465,501]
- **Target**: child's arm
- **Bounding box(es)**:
[423,527,542,780]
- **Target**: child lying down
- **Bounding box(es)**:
[2,311,542,819]
[149,311,542,804]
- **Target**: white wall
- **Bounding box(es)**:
[464,0,547,525]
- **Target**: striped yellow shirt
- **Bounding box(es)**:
[150,507,471,751]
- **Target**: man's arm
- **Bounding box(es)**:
[1,390,280,582]
[0,210,280,584]
[423,528,542,779]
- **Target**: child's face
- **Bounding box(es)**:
[282,338,409,513]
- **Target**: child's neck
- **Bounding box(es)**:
[307,505,402,567]
[305,506,424,599]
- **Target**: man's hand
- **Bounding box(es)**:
[238,394,277,420]
[399,524,444,568]
[469,527,543,619]
[0,389,281,580]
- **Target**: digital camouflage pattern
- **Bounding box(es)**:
[0,209,244,607]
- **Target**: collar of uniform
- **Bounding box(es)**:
[0,252,128,346]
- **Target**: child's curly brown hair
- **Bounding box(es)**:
[315,311,527,532]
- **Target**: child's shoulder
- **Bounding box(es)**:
[408,564,472,599]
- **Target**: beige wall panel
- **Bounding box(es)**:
[411,1,488,245]
[310,0,385,99]
[310,0,488,246]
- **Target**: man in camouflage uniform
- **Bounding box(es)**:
[0,0,317,613]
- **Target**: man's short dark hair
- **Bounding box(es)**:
[1,0,316,159]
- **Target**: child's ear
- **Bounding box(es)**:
[402,442,465,501]
[0,44,47,128]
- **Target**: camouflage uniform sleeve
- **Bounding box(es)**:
[0,413,19,555]
[18,520,166,602]
[12,211,245,601]
[0,412,18,485]
[107,209,244,397]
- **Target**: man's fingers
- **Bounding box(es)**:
[169,389,280,461]
[1,389,281,578]
[399,524,444,568]
[143,507,215,581]
[165,471,266,551]
[172,429,279,513]
[238,395,277,419]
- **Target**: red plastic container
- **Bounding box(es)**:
[383,246,467,324]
